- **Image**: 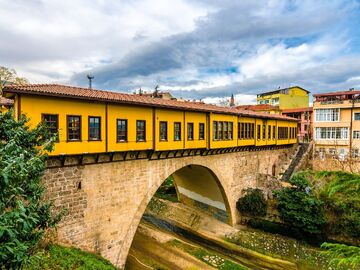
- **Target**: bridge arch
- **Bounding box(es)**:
[117,162,235,267]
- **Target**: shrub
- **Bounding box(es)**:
[0,111,61,269]
[321,242,360,269]
[275,174,326,235]
[236,188,267,217]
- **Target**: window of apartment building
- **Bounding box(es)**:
[257,125,261,140]
[187,123,194,140]
[352,148,359,158]
[88,116,101,141]
[136,120,146,142]
[259,99,270,104]
[160,121,168,141]
[174,122,181,141]
[117,119,127,142]
[199,123,205,140]
[271,98,279,105]
[315,127,348,140]
[67,115,81,141]
[213,121,218,140]
[354,113,360,121]
[42,114,59,140]
[353,130,360,139]
[315,108,340,122]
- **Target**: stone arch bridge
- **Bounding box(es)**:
[43,145,296,268]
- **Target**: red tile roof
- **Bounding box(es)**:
[313,90,360,97]
[0,96,14,106]
[282,107,313,113]
[235,104,280,111]
[3,84,298,121]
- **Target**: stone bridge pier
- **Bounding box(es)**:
[43,146,296,268]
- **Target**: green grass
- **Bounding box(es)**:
[169,239,249,270]
[24,244,117,270]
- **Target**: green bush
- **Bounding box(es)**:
[236,188,267,217]
[317,171,360,238]
[0,111,61,269]
[275,174,326,235]
[321,242,360,269]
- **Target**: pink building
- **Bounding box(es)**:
[282,107,313,142]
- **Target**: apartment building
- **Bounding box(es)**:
[256,86,310,110]
[282,107,313,142]
[313,89,360,159]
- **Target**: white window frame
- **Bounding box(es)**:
[353,130,360,139]
[315,108,340,122]
[315,127,349,140]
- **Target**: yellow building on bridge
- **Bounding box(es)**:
[3,84,298,156]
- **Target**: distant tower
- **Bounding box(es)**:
[229,94,235,107]
[87,74,94,89]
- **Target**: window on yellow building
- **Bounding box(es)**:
[218,122,223,140]
[174,122,181,141]
[160,121,168,141]
[42,114,59,141]
[187,123,194,140]
[117,119,127,142]
[257,125,261,140]
[199,123,205,140]
[223,122,228,140]
[213,121,218,140]
[229,122,233,140]
[272,125,276,140]
[88,116,101,141]
[136,120,146,142]
[268,126,271,140]
[67,115,81,141]
[262,125,266,140]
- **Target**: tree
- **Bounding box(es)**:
[0,111,60,269]
[0,66,28,93]
[275,173,326,235]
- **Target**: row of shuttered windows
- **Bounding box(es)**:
[43,114,296,143]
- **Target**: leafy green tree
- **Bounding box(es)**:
[236,188,267,217]
[0,111,60,269]
[321,242,360,269]
[275,174,326,235]
[0,66,28,93]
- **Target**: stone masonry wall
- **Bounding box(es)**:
[43,146,296,269]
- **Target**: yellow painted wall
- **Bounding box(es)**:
[184,111,207,149]
[267,119,277,145]
[238,117,256,146]
[20,95,107,155]
[108,104,153,152]
[10,93,298,155]
[209,113,238,149]
[257,87,309,110]
[154,109,184,151]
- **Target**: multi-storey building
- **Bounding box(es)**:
[282,107,313,142]
[257,86,310,110]
[313,89,360,158]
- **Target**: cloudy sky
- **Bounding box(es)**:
[1,0,360,104]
